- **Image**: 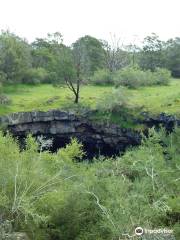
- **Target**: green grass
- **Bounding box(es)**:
[127,79,180,115]
[0,84,112,115]
[0,79,180,117]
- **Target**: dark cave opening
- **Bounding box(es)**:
[18,134,122,159]
[45,135,121,159]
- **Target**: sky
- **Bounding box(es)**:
[0,0,180,45]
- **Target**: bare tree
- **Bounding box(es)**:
[104,34,130,72]
[125,35,140,67]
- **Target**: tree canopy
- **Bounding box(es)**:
[0,31,32,83]
[0,30,180,103]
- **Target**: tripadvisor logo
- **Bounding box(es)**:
[134,226,173,236]
[135,227,144,236]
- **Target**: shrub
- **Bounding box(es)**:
[153,68,171,85]
[0,82,3,94]
[56,138,85,164]
[0,134,83,230]
[46,71,60,83]
[37,190,104,240]
[23,67,48,84]
[97,87,129,114]
[91,69,113,85]
[0,133,49,227]
[0,127,179,240]
[0,94,11,105]
[113,67,171,88]
[113,67,150,88]
[0,76,11,105]
[0,71,7,83]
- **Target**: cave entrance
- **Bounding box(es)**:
[34,134,121,159]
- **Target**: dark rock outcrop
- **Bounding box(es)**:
[141,112,180,131]
[0,110,141,157]
[1,110,178,157]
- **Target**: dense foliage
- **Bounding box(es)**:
[165,38,180,77]
[113,67,171,88]
[138,33,166,71]
[91,69,113,85]
[0,30,180,104]
[0,30,180,86]
[0,127,179,239]
[0,31,32,83]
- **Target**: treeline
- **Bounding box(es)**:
[0,31,105,85]
[0,31,180,84]
[0,30,180,102]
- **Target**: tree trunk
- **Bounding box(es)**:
[74,93,79,103]
[74,78,80,104]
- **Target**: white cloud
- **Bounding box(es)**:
[0,0,179,45]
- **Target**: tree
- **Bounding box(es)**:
[58,46,80,103]
[126,35,140,67]
[0,30,32,83]
[72,35,105,76]
[31,32,64,82]
[59,41,85,104]
[103,34,130,72]
[32,33,86,103]
[139,33,166,71]
[165,38,180,77]
[58,36,105,104]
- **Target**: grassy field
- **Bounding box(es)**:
[0,79,180,117]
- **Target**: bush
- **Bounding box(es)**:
[0,94,11,105]
[0,82,3,94]
[0,134,85,226]
[0,71,7,83]
[153,68,171,85]
[46,71,61,83]
[97,87,129,113]
[23,67,48,84]
[91,69,113,85]
[113,67,150,88]
[0,75,11,106]
[113,67,171,88]
[0,127,179,240]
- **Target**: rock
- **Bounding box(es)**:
[2,111,178,157]
[0,110,141,157]
[53,110,72,121]
[141,112,180,131]
[31,111,53,122]
[7,112,33,126]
